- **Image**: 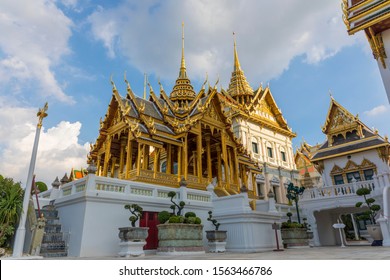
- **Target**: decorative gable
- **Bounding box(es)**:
[330,164,343,175]
[344,160,359,172]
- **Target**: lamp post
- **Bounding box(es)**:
[286,182,305,224]
[13,103,48,257]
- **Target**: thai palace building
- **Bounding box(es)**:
[299,97,390,246]
[35,29,299,257]
[87,32,298,204]
[342,0,390,102]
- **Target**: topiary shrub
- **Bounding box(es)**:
[158,211,171,224]
[124,204,143,227]
[355,187,381,224]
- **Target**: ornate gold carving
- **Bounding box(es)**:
[138,101,145,113]
[37,102,48,128]
[367,28,387,69]
[341,0,350,29]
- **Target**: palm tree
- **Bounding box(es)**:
[0,176,23,247]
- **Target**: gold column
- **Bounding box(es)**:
[125,136,133,179]
[217,145,222,185]
[183,135,188,180]
[153,147,160,178]
[192,151,197,175]
[143,145,149,170]
[166,144,172,174]
[96,154,101,176]
[197,133,202,182]
[178,146,182,181]
[221,131,230,187]
[233,147,239,184]
[119,138,126,178]
[110,157,117,178]
[102,136,111,177]
[206,137,212,181]
[228,147,234,182]
[137,143,142,176]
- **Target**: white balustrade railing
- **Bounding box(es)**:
[301,173,390,201]
[56,174,212,205]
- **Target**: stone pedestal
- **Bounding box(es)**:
[118,241,147,257]
[208,241,227,253]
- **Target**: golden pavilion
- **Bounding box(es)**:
[88,27,296,199]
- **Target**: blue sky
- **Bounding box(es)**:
[0,0,389,186]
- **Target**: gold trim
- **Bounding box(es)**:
[349,0,376,13]
[348,12,390,34]
[348,0,389,22]
[366,27,387,68]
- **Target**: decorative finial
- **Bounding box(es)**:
[233,32,241,71]
[214,75,220,89]
[148,82,154,93]
[37,102,48,128]
[110,74,116,90]
[328,89,333,98]
[124,71,131,90]
[181,22,186,71]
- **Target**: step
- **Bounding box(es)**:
[42,233,65,243]
[40,242,67,252]
[41,252,68,258]
[44,224,63,233]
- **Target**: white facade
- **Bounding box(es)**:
[233,117,298,204]
[39,174,282,257]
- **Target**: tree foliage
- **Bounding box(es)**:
[0,175,24,247]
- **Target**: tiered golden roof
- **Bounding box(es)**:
[227,35,254,102]
[170,23,196,105]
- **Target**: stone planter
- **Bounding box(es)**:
[366,224,383,246]
[118,227,149,257]
[206,230,227,253]
[157,223,205,255]
[281,228,310,248]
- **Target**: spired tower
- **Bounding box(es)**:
[170,23,196,109]
[223,35,298,204]
[227,34,254,105]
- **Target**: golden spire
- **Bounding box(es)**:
[170,22,196,104]
[180,21,186,77]
[233,32,241,71]
[227,32,253,101]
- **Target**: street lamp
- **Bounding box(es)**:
[13,103,48,257]
[286,182,305,224]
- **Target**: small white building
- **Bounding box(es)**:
[300,97,390,246]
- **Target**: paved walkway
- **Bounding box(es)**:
[56,246,390,260]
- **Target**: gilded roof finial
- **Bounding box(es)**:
[328,89,333,99]
[180,22,186,74]
[110,74,116,91]
[124,71,131,90]
[233,32,241,71]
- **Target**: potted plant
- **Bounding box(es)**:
[280,212,310,248]
[205,211,227,252]
[118,204,149,257]
[355,187,382,245]
[156,190,204,255]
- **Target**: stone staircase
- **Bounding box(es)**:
[38,205,68,258]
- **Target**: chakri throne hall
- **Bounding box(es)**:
[38,30,299,257]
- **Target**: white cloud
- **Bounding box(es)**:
[0,106,89,187]
[88,0,362,86]
[0,0,74,103]
[364,105,389,117]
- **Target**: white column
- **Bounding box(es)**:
[13,103,48,257]
[350,214,359,240]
